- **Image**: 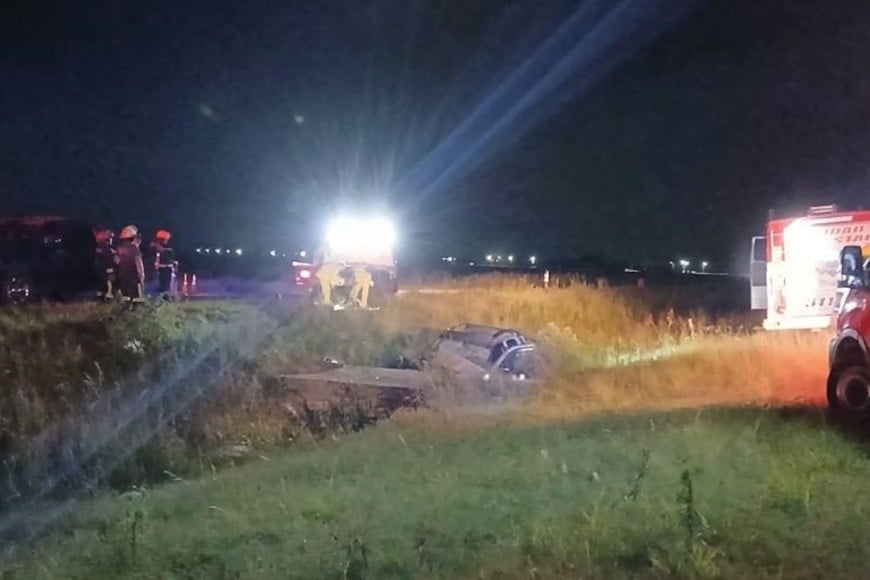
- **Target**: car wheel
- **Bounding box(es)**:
[1,271,35,304]
[828,365,870,417]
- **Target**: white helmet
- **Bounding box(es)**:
[119,225,139,240]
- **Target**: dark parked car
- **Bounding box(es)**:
[0,216,99,303]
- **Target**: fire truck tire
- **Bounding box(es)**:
[827,365,870,417]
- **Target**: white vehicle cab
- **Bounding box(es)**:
[751,205,870,330]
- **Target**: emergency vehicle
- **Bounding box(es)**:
[292,214,398,305]
[751,205,870,330]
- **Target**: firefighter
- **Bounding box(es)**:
[347,267,372,309]
[94,229,116,301]
[150,229,176,299]
[115,225,145,305]
[315,260,346,307]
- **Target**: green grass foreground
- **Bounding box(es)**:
[6,407,869,579]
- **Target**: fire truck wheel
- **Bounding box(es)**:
[827,365,870,417]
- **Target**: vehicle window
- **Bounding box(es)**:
[488,342,507,363]
[751,236,766,262]
[499,348,539,378]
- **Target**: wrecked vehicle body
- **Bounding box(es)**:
[281,324,545,418]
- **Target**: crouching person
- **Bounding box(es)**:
[347,267,372,309]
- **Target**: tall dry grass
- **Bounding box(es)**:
[387,277,826,418]
[531,332,829,418]
[390,279,745,366]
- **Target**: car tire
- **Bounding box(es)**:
[827,365,870,418]
[1,270,35,304]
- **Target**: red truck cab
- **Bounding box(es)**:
[827,245,870,416]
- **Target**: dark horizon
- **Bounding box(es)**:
[3,0,869,274]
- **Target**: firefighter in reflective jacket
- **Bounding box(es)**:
[347,267,372,309]
[150,230,176,298]
[115,225,145,304]
[94,228,116,300]
[315,260,346,307]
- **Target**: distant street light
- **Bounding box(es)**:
[486,254,494,263]
[508,255,514,263]
[269,250,277,257]
[235,248,243,256]
[701,261,709,272]
[529,255,537,265]
[678,259,690,273]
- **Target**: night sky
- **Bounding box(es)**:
[2,0,869,272]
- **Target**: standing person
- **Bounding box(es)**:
[94,228,116,301]
[151,230,176,299]
[347,267,372,309]
[115,225,145,306]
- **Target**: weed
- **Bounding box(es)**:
[343,538,369,580]
[666,469,722,579]
[117,487,148,567]
[619,448,652,503]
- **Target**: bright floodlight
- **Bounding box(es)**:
[326,215,397,253]
[269,250,277,257]
[486,254,494,262]
[235,248,243,256]
[679,259,690,268]
[529,255,537,265]
[215,248,222,255]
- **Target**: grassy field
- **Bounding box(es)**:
[6,407,867,579]
[0,277,854,578]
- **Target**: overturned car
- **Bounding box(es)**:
[282,323,545,416]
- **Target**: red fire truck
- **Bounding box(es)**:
[751,205,870,330]
[826,238,870,416]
